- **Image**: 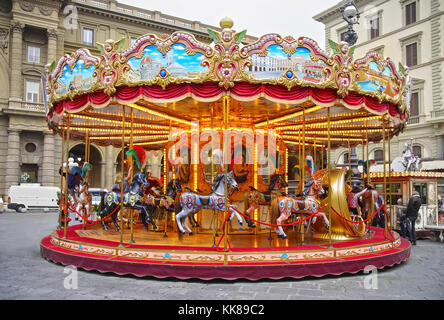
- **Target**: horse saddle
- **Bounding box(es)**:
[123,192,141,207]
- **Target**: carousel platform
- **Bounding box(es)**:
[40,223,411,280]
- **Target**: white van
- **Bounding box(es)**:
[8,184,60,211]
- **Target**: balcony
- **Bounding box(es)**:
[8,102,46,114]
[407,114,425,125]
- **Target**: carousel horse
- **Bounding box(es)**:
[175,171,244,235]
[99,172,155,231]
[76,181,93,223]
[243,174,288,228]
[361,185,385,230]
[144,178,183,225]
[270,179,329,239]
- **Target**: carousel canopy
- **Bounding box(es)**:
[44,18,410,150]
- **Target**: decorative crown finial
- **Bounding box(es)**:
[220,17,234,29]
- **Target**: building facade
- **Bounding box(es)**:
[314,0,444,175]
[0,0,257,200]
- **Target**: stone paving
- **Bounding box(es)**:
[1,211,443,300]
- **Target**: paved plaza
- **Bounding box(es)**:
[0,211,443,300]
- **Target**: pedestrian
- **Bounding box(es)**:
[406,191,421,245]
[348,184,368,216]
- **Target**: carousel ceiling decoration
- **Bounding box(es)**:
[44,17,411,149]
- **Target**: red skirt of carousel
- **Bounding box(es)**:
[40,221,411,281]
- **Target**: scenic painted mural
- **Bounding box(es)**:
[356,61,395,96]
[248,45,326,82]
[127,43,208,81]
[56,60,96,96]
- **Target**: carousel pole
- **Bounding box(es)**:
[361,138,364,185]
[301,108,306,244]
[58,128,65,230]
[348,137,352,187]
[327,107,332,248]
[223,96,229,252]
[63,113,71,239]
[388,125,393,235]
[119,106,126,247]
[366,123,370,186]
[211,104,218,245]
[129,108,135,244]
[298,128,302,194]
[382,116,388,238]
[313,137,317,172]
[82,130,89,230]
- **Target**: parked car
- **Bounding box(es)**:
[89,188,108,207]
[8,184,60,212]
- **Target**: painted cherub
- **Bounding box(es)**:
[328,39,356,97]
[96,38,126,95]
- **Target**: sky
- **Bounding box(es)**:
[118,0,341,48]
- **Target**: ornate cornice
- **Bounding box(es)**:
[10,20,24,33]
[47,28,58,40]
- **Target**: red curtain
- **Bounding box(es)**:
[50,82,406,120]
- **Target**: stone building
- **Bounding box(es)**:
[313,0,444,178]
[0,0,257,200]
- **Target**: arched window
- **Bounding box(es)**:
[413,145,422,158]
[374,149,383,162]
[343,152,349,164]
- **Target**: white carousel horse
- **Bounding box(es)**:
[175,171,244,235]
[76,181,93,223]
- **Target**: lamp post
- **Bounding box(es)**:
[340,0,362,188]
[340,0,360,46]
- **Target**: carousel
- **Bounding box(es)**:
[40,17,411,280]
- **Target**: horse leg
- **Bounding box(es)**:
[276,214,287,239]
[182,213,194,235]
[99,205,109,231]
[175,209,188,235]
[192,214,200,228]
[244,204,257,228]
[229,205,243,226]
[111,205,121,232]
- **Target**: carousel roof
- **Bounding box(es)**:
[44,18,411,150]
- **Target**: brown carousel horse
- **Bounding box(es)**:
[243,174,288,228]
[361,184,384,230]
[270,179,329,239]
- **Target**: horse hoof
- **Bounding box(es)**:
[277,234,283,239]
[282,236,288,239]
[189,232,194,236]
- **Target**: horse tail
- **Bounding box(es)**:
[174,193,182,214]
[270,198,280,224]
[244,192,250,212]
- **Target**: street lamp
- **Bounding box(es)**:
[340,0,360,46]
[340,1,361,187]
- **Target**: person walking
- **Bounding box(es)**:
[406,191,421,245]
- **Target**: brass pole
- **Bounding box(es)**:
[321,145,324,170]
[129,108,135,244]
[298,128,302,194]
[59,128,65,230]
[224,96,229,251]
[63,114,71,239]
[382,116,388,238]
[119,106,126,247]
[301,108,306,243]
[327,107,332,247]
[366,128,370,186]
[348,137,352,187]
[83,130,89,230]
[313,137,316,173]
[388,122,393,235]
[211,104,218,240]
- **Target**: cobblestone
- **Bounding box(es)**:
[1,211,444,300]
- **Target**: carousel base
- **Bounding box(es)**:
[40,223,411,281]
